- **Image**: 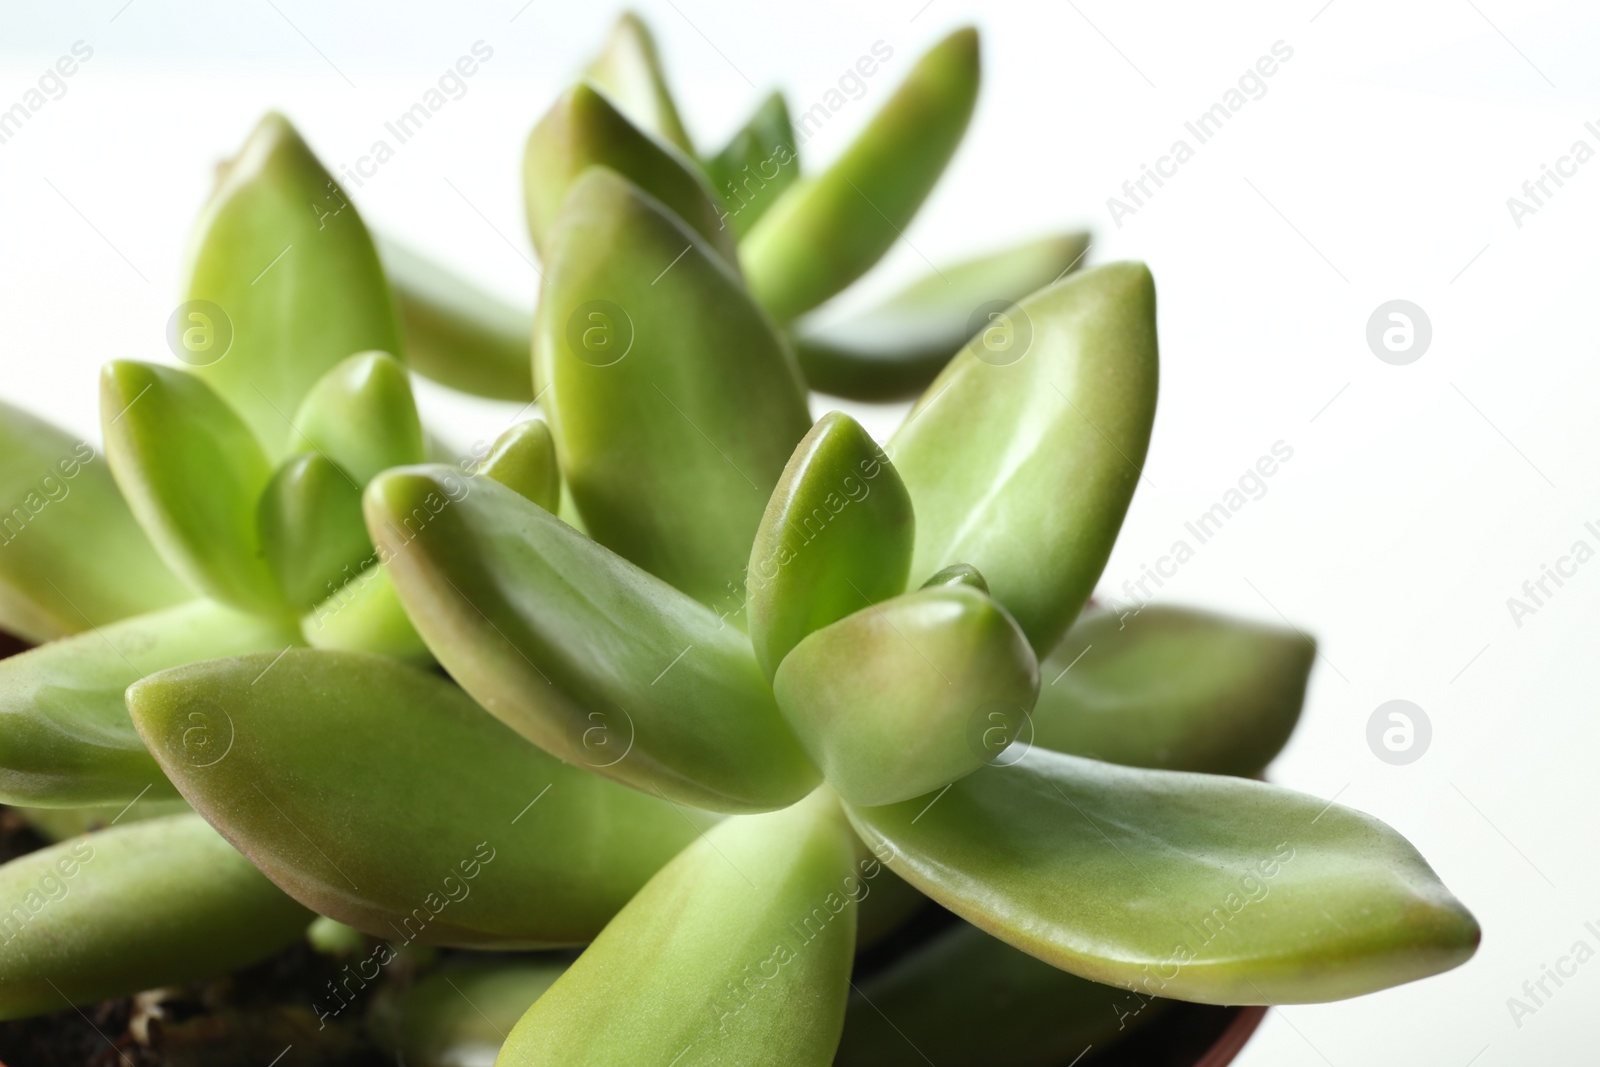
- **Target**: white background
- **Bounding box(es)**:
[2,1,1597,1063]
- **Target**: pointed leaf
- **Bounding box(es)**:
[0,813,310,1021]
[479,419,560,512]
[525,83,734,264]
[496,791,857,1067]
[0,599,299,806]
[703,91,799,237]
[258,452,370,610]
[889,261,1159,656]
[535,168,811,607]
[301,562,430,662]
[584,11,695,154]
[292,350,425,485]
[367,469,818,813]
[101,361,283,613]
[1035,606,1314,777]
[130,649,707,947]
[371,959,568,1067]
[378,236,534,402]
[741,28,980,321]
[920,562,987,593]
[0,401,186,642]
[183,112,401,456]
[793,232,1090,400]
[845,748,1481,1004]
[773,585,1037,806]
[747,411,913,679]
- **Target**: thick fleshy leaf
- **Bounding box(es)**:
[889,261,1159,656]
[258,453,370,610]
[129,649,706,947]
[1035,606,1314,776]
[301,563,430,661]
[496,791,857,1067]
[845,748,1481,1004]
[0,401,186,642]
[773,586,1037,806]
[378,236,534,402]
[920,562,987,593]
[370,959,568,1067]
[0,599,298,806]
[583,11,694,154]
[836,920,1169,1067]
[292,351,425,486]
[366,468,818,813]
[101,361,282,614]
[741,29,980,321]
[534,168,811,607]
[792,232,1090,400]
[0,813,311,1021]
[524,83,734,264]
[747,411,913,679]
[183,112,401,456]
[14,796,191,841]
[703,91,799,237]
[479,420,560,512]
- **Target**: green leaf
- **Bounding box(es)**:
[888,261,1159,656]
[13,796,192,842]
[0,401,186,643]
[525,83,735,265]
[100,361,283,614]
[479,420,561,512]
[772,586,1037,806]
[702,92,799,237]
[747,411,913,679]
[0,813,311,1021]
[301,562,430,662]
[0,599,299,806]
[583,11,695,155]
[1034,606,1314,777]
[366,469,819,813]
[919,562,987,593]
[183,112,401,456]
[371,959,568,1067]
[292,351,425,486]
[845,748,1481,1004]
[258,453,371,610]
[378,236,535,402]
[836,921,1170,1067]
[495,790,857,1067]
[741,28,980,321]
[534,168,811,608]
[792,232,1090,400]
[128,648,707,947]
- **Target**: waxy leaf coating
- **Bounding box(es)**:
[583,12,695,154]
[0,400,186,643]
[890,261,1159,656]
[0,814,310,1021]
[703,92,799,238]
[301,563,430,661]
[496,791,858,1067]
[747,411,913,679]
[773,585,1038,807]
[479,420,561,512]
[128,649,706,947]
[845,748,1480,1004]
[292,351,425,486]
[367,468,819,813]
[258,452,370,610]
[535,168,810,609]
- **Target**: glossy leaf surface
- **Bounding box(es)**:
[301,563,430,661]
[367,469,818,813]
[534,168,810,608]
[1034,606,1314,776]
[292,350,425,486]
[479,420,561,512]
[496,791,857,1067]
[742,29,980,321]
[257,452,370,610]
[703,92,799,237]
[792,232,1090,400]
[845,748,1481,1004]
[129,649,706,947]
[773,586,1037,806]
[0,401,186,643]
[919,562,987,593]
[0,813,310,1021]
[889,262,1159,656]
[583,12,694,154]
[747,411,913,679]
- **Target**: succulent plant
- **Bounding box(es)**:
[0,12,1477,1065]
